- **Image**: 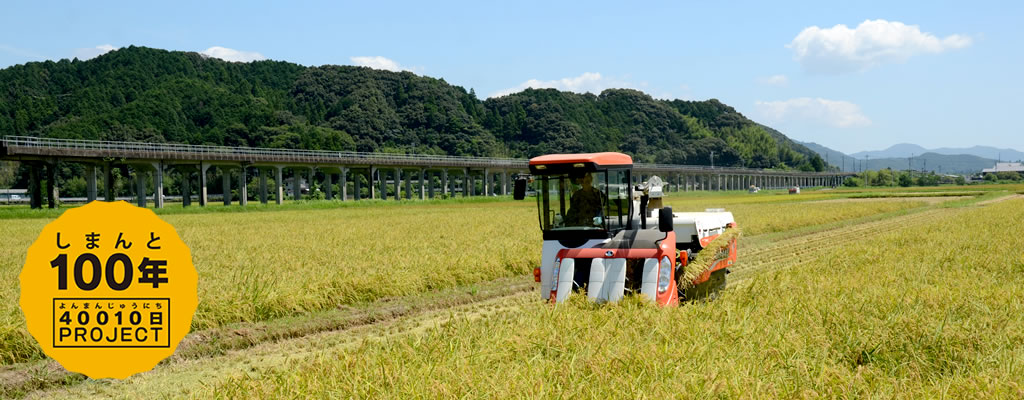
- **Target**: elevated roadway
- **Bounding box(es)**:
[1,136,852,208]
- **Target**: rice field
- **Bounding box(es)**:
[0,186,1017,398]
[201,197,1024,399]
[0,191,954,367]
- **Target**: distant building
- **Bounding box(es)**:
[981,162,1024,175]
[0,188,28,202]
[283,177,310,196]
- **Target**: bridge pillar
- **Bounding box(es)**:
[324,171,333,200]
[181,167,192,207]
[259,169,268,204]
[395,168,403,201]
[418,169,425,200]
[28,163,42,209]
[46,162,57,209]
[222,167,232,206]
[134,166,147,208]
[463,168,470,197]
[405,169,412,200]
[501,170,508,195]
[353,169,362,201]
[441,169,448,197]
[275,166,284,205]
[308,168,316,198]
[483,169,490,196]
[153,162,164,208]
[370,167,377,200]
[428,170,435,199]
[340,168,347,201]
[200,163,210,206]
[86,164,97,202]
[293,168,302,201]
[238,166,247,206]
[379,169,387,200]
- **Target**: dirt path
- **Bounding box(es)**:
[34,291,534,399]
[806,196,970,205]
[3,276,535,398]
[974,193,1023,206]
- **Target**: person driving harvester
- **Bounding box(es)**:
[565,173,603,226]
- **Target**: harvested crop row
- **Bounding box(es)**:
[733,209,950,276]
[666,197,926,236]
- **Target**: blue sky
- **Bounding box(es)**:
[1,0,1021,154]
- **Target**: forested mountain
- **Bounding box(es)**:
[0,46,824,170]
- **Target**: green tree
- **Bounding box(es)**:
[899,173,914,187]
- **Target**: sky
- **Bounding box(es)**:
[1,0,1021,154]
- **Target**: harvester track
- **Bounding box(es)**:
[730,208,952,283]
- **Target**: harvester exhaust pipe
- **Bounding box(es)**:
[639,194,649,229]
[636,180,651,229]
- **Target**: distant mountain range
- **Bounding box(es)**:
[798,141,1003,174]
[850,143,1024,162]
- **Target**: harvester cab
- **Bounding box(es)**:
[513,152,739,306]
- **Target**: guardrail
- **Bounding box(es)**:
[1,136,848,176]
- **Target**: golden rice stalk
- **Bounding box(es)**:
[678,227,742,289]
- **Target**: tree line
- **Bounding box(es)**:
[0,46,827,189]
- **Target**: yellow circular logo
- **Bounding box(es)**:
[19,201,197,379]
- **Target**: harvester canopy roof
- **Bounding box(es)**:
[528,152,633,167]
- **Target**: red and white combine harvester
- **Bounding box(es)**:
[513,152,738,306]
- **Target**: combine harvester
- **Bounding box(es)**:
[513,152,738,306]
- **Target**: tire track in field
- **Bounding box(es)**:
[729,208,953,284]
[4,276,537,398]
[30,291,537,399]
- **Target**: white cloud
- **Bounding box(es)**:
[489,72,638,98]
[200,46,266,62]
[73,44,117,60]
[788,19,972,73]
[755,98,871,128]
[350,56,416,72]
[758,74,789,86]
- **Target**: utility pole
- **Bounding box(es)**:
[710,151,715,169]
[866,155,870,171]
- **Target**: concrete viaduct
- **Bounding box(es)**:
[0,136,853,209]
